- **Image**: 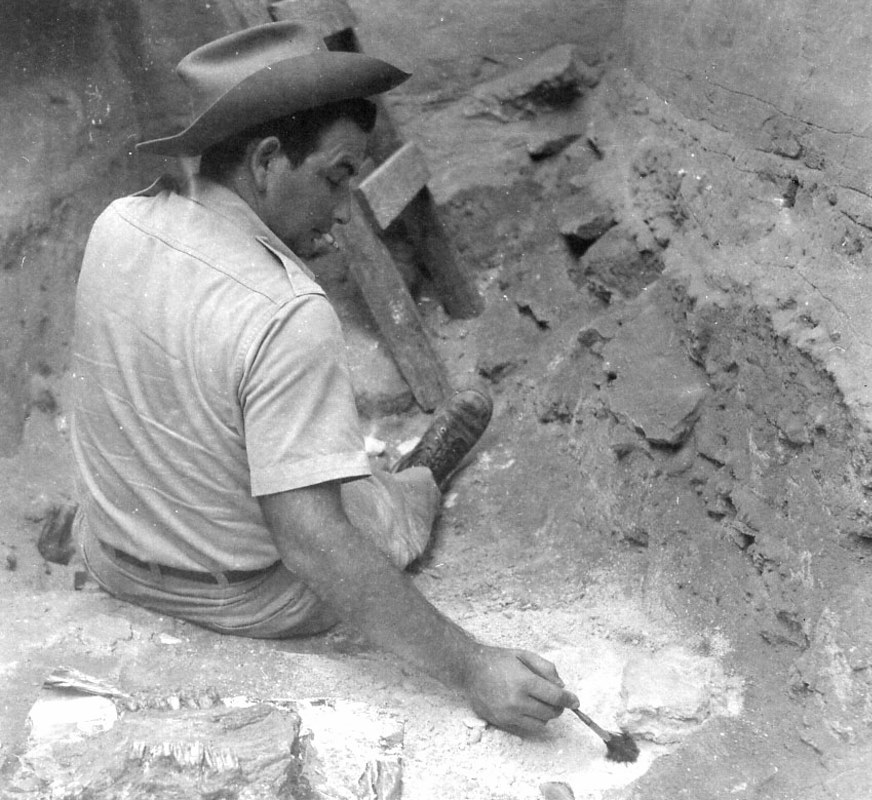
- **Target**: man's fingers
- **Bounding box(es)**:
[500,714,550,737]
[529,680,578,714]
[516,651,563,685]
[535,684,579,712]
[521,688,578,722]
[522,698,564,723]
[516,653,580,711]
[468,646,581,735]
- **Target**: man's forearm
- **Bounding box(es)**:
[260,483,483,689]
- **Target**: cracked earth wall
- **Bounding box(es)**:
[0,0,621,455]
[0,0,237,455]
[625,0,872,189]
[625,0,872,433]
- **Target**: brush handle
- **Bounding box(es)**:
[571,707,615,743]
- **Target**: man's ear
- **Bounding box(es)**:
[247,136,283,192]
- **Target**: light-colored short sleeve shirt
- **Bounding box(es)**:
[71,176,370,571]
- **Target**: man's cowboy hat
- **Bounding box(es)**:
[137,21,409,156]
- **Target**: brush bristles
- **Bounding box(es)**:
[604,730,640,764]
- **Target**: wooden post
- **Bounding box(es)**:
[268,0,357,38]
[355,144,483,319]
[355,142,430,230]
[404,188,484,319]
[342,197,451,411]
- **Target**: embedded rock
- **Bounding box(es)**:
[599,303,708,446]
[540,781,575,800]
[557,190,617,245]
[467,44,593,120]
[527,129,583,159]
[12,703,304,800]
[620,646,714,744]
[507,244,583,330]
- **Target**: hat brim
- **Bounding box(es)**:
[137,51,409,157]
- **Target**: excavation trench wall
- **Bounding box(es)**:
[0,0,623,456]
[3,1,872,451]
[625,0,872,190]
[624,0,872,436]
[3,4,872,796]
[0,0,234,455]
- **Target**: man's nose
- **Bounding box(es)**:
[333,189,352,225]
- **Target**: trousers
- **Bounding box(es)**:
[80,466,440,639]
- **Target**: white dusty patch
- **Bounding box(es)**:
[263,593,745,800]
[27,694,118,742]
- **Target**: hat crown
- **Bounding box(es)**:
[178,22,326,117]
[137,21,409,156]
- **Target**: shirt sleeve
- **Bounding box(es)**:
[239,292,371,496]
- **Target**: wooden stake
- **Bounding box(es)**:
[343,197,451,411]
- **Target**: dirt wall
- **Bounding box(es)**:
[0,0,624,456]
[624,0,872,189]
[0,0,236,455]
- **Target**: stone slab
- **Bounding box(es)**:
[599,302,709,446]
[621,646,713,744]
[467,44,586,120]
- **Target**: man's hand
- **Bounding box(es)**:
[464,646,579,736]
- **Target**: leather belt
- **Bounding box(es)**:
[99,540,275,585]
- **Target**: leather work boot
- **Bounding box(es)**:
[392,382,493,490]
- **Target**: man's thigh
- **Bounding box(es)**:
[341,466,441,567]
[80,519,337,638]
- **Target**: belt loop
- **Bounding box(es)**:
[213,571,229,588]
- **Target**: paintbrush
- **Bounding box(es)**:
[571,707,639,763]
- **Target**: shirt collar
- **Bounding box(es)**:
[133,174,317,282]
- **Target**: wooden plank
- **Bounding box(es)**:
[404,189,484,319]
[344,199,451,411]
[268,0,357,34]
[356,142,430,231]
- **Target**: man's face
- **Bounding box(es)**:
[259,117,368,258]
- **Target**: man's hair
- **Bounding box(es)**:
[200,98,377,180]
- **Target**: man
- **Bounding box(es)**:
[71,21,578,735]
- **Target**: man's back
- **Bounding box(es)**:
[72,178,369,573]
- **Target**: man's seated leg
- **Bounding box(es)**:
[77,383,492,640]
[80,516,339,639]
[77,470,438,642]
[344,380,493,565]
[341,466,441,568]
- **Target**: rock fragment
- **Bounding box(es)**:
[27,694,118,742]
[599,303,708,446]
[573,225,664,300]
[467,44,595,121]
[357,758,403,800]
[30,704,306,799]
[557,189,617,245]
[540,780,575,799]
[527,129,582,160]
[621,646,714,743]
[630,137,686,246]
[508,245,581,329]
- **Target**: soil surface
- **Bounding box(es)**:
[4,4,872,800]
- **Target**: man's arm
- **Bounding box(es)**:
[259,481,578,735]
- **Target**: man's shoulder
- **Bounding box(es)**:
[96,183,323,303]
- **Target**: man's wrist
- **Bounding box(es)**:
[448,639,490,692]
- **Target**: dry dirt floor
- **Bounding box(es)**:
[4,11,872,800]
